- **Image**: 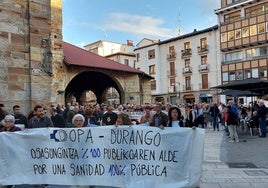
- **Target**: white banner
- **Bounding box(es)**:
[0,126,205,188]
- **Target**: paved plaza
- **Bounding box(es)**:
[200,125,268,188]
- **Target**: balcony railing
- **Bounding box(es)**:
[198,45,209,54]
[182,84,193,92]
[167,69,177,77]
[167,52,176,60]
[199,82,211,90]
[182,66,192,74]
[198,64,209,72]
[181,49,192,58]
[168,85,176,93]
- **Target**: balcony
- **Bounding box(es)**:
[168,85,176,93]
[167,52,176,61]
[198,45,209,54]
[181,49,192,58]
[182,84,193,92]
[167,70,177,77]
[198,64,209,72]
[199,82,211,90]
[182,66,192,74]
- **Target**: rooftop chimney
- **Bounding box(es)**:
[127,40,134,46]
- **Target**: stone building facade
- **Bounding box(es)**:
[0,0,64,114]
[0,0,151,114]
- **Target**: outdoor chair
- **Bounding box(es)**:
[247,119,260,136]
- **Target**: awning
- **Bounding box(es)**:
[183,94,195,99]
[199,93,212,98]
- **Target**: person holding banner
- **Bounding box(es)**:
[0,115,21,132]
[167,106,184,127]
[140,105,153,125]
[115,113,133,126]
[101,105,118,126]
[72,113,85,128]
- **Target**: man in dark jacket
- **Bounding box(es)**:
[150,103,168,129]
[257,99,267,137]
[28,105,54,128]
[50,107,66,128]
[209,103,220,131]
[12,105,28,129]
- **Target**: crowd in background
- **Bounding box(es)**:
[0,99,267,139]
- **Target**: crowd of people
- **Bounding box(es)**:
[0,99,267,140]
[0,100,267,188]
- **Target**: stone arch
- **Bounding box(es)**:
[64,71,124,105]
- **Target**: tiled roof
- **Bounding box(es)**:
[63,42,146,75]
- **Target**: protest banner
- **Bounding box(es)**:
[0,125,205,188]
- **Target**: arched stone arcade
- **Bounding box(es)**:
[64,71,124,104]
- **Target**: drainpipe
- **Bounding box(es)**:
[27,0,33,110]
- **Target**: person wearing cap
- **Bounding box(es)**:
[0,115,21,132]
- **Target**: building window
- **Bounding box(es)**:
[221,33,227,42]
[260,46,267,56]
[201,74,208,89]
[235,29,241,39]
[252,68,259,78]
[229,71,235,81]
[242,27,249,37]
[169,46,175,54]
[170,78,175,86]
[246,48,256,59]
[124,59,129,66]
[228,31,234,41]
[250,25,257,36]
[148,49,155,59]
[224,11,240,23]
[151,80,156,90]
[260,67,267,78]
[136,53,140,62]
[245,3,267,17]
[258,23,265,34]
[200,38,207,49]
[244,69,251,79]
[236,70,243,80]
[225,51,242,62]
[226,0,233,5]
[222,72,228,82]
[246,46,268,59]
[201,56,207,65]
[149,65,156,75]
[185,59,191,67]
[184,42,190,50]
[170,62,175,76]
[185,76,191,90]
